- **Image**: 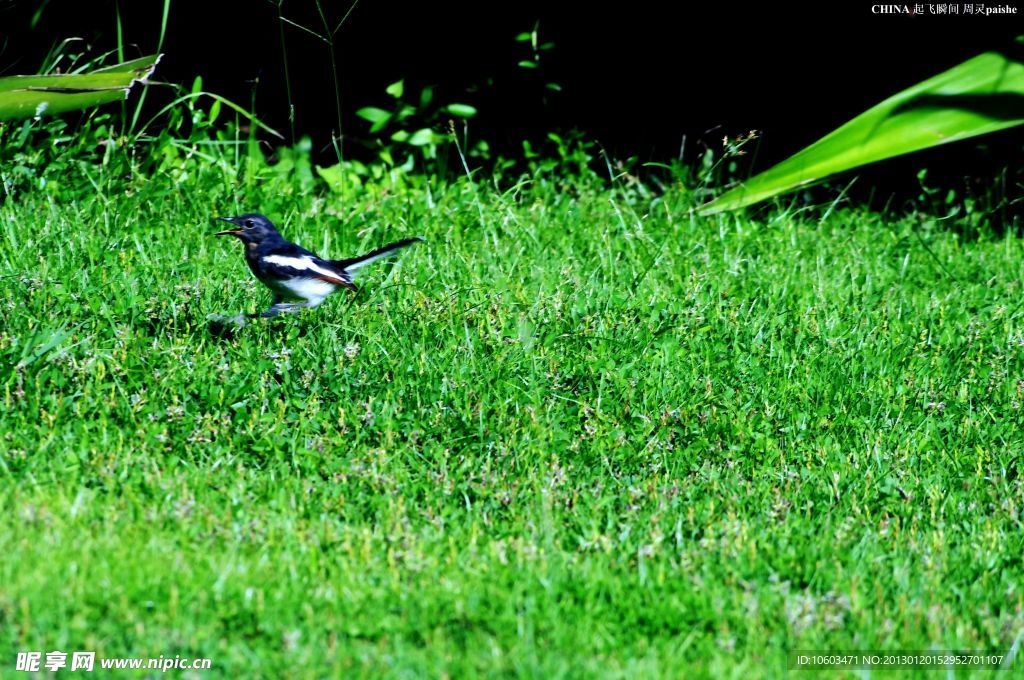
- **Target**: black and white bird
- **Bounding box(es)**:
[214,213,422,318]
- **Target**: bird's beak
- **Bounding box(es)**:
[213,216,242,236]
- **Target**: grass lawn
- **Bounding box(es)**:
[1,157,1022,677]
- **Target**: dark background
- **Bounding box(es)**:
[0,1,1020,182]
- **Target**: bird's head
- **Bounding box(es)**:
[214,213,280,245]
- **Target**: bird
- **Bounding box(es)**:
[214,213,422,318]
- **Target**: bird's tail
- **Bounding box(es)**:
[331,237,424,274]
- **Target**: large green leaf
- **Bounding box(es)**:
[0,54,161,121]
[699,41,1024,215]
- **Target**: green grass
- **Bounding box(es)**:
[1,146,1023,678]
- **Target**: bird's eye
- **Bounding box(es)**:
[244,219,255,228]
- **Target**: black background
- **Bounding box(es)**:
[0,1,1020,176]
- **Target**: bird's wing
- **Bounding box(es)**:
[259,241,342,278]
[260,253,352,283]
[331,237,424,276]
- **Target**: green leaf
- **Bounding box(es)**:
[356,106,393,132]
[386,79,404,99]
[515,32,532,42]
[0,54,161,121]
[699,41,1024,215]
[355,107,391,123]
[407,128,435,146]
[419,86,434,109]
[518,60,538,69]
[444,103,477,118]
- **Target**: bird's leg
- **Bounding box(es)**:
[258,302,307,318]
[270,296,330,315]
[248,294,332,319]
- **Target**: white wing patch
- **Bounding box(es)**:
[263,254,339,279]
